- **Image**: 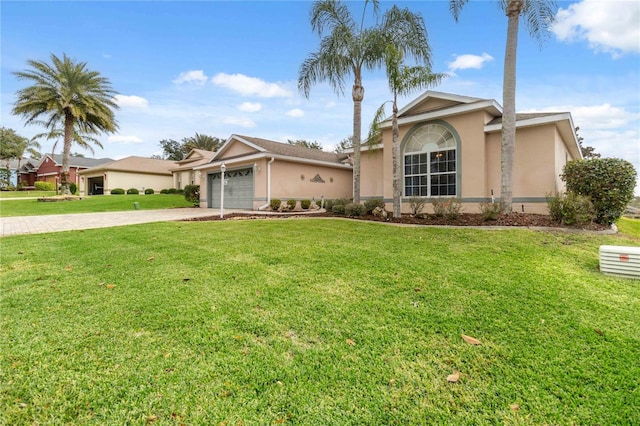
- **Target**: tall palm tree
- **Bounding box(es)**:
[450,0,557,213]
[299,0,433,204]
[369,43,445,218]
[182,133,223,153]
[12,53,119,194]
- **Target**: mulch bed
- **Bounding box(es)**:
[184,211,610,231]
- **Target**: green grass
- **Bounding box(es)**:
[1,220,639,425]
[617,217,640,240]
[0,190,56,199]
[0,194,194,217]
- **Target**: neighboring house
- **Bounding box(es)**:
[196,135,353,210]
[78,156,177,195]
[358,91,581,214]
[2,158,39,187]
[170,149,216,190]
[34,154,114,188]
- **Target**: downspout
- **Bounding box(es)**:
[258,157,275,210]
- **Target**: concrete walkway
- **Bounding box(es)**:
[0,208,227,237]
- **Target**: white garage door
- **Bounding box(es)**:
[209,168,254,209]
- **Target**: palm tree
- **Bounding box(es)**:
[369,42,445,218]
[299,0,433,204]
[12,53,118,194]
[182,132,223,153]
[450,0,557,213]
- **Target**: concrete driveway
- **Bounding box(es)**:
[1,208,225,237]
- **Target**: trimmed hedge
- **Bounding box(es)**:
[127,188,139,195]
[110,188,125,195]
[184,185,199,204]
[35,181,55,191]
[144,188,155,195]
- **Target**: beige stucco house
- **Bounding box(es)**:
[358,91,581,214]
[78,156,176,195]
[195,135,353,210]
[170,149,216,190]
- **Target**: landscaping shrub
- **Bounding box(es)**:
[35,181,55,191]
[287,199,297,210]
[331,204,346,215]
[562,158,637,225]
[270,198,281,211]
[69,183,77,195]
[324,199,334,211]
[168,188,177,194]
[364,198,385,214]
[546,192,595,226]
[144,188,155,195]
[408,196,426,216]
[110,188,125,195]
[300,199,311,209]
[344,202,365,217]
[160,189,169,194]
[176,189,184,195]
[127,188,139,195]
[432,198,462,219]
[183,185,199,204]
[478,202,502,221]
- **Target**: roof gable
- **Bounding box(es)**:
[40,154,114,169]
[397,91,484,119]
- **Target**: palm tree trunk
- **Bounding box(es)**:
[352,74,364,204]
[61,112,74,195]
[392,95,401,218]
[501,0,522,214]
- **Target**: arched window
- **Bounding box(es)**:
[403,123,457,197]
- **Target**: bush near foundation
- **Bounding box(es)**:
[286,199,297,210]
[145,188,154,195]
[364,198,385,214]
[127,188,139,195]
[562,158,637,225]
[301,199,311,209]
[110,188,125,195]
[546,192,595,226]
[270,199,281,211]
[183,185,199,204]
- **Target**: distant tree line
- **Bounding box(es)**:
[154,133,225,160]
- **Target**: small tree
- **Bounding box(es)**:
[562,158,637,225]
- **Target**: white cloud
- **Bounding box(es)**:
[325,101,337,108]
[285,108,305,118]
[237,102,262,112]
[220,116,256,128]
[553,0,640,58]
[108,135,143,144]
[523,103,640,130]
[211,73,292,98]
[113,94,149,108]
[448,53,494,72]
[172,70,208,85]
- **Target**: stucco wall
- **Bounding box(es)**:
[198,158,352,210]
[360,110,568,215]
[222,142,258,158]
[80,171,173,194]
[359,148,384,199]
[174,170,196,189]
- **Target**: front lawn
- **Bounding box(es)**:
[0,194,194,217]
[0,190,56,199]
[1,220,638,424]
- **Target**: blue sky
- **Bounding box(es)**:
[1,0,639,186]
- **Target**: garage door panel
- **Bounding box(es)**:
[209,168,254,209]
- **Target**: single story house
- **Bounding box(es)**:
[170,149,216,190]
[195,135,353,209]
[358,91,581,214]
[78,156,177,195]
[2,157,39,187]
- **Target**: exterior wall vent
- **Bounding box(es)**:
[599,245,640,280]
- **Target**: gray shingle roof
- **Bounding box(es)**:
[486,113,563,126]
[46,154,114,168]
[235,135,349,164]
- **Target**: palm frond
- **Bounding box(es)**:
[366,102,389,148]
[449,0,470,22]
